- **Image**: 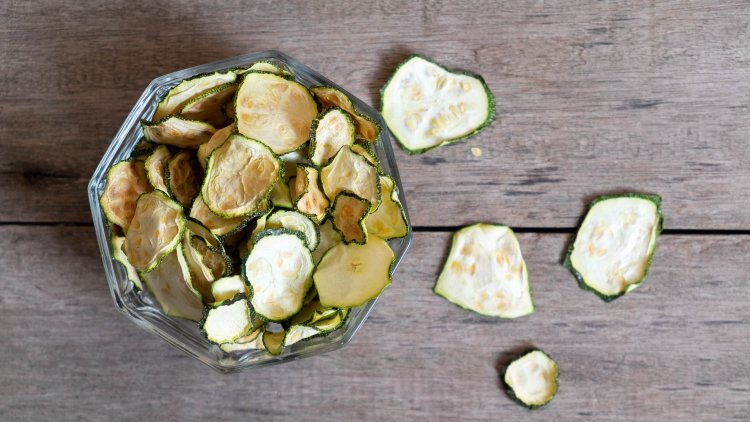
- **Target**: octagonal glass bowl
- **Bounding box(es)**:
[87,50,412,373]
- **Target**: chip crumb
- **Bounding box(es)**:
[471,147,482,157]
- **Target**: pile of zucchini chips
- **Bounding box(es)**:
[381,56,663,408]
[101,60,409,355]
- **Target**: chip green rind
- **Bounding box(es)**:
[563,193,663,302]
[142,115,217,149]
[502,349,559,409]
[309,107,356,166]
[111,235,142,290]
[380,55,495,155]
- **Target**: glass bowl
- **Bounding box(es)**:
[88,50,412,373]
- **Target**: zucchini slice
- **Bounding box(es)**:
[564,194,662,301]
[201,295,254,344]
[144,145,171,192]
[331,192,370,245]
[182,233,215,303]
[290,298,339,326]
[266,210,320,250]
[312,219,342,265]
[179,82,237,128]
[504,350,559,409]
[261,330,286,355]
[111,236,142,290]
[309,107,356,166]
[141,247,203,321]
[124,191,185,272]
[366,175,409,240]
[434,224,533,318]
[192,236,230,279]
[310,86,381,142]
[100,160,152,233]
[189,196,247,238]
[211,275,249,303]
[291,165,329,223]
[219,327,263,353]
[130,137,157,160]
[270,177,293,209]
[350,143,379,168]
[380,55,495,154]
[243,230,314,321]
[142,116,216,149]
[197,123,234,170]
[320,146,380,211]
[166,151,202,207]
[201,134,281,218]
[235,72,318,154]
[313,235,394,308]
[284,324,321,347]
[153,70,237,121]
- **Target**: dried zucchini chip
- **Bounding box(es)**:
[189,196,247,238]
[310,85,381,142]
[124,190,185,272]
[320,146,380,211]
[180,82,237,127]
[270,177,293,209]
[197,123,234,170]
[211,275,249,303]
[366,175,408,240]
[283,324,321,347]
[166,151,202,207]
[182,232,215,303]
[144,145,171,192]
[100,160,152,232]
[312,219,342,265]
[434,224,534,318]
[143,116,216,149]
[261,330,286,355]
[564,194,662,301]
[141,247,203,321]
[331,192,370,245]
[313,236,395,308]
[243,229,314,321]
[153,70,237,121]
[350,143,379,168]
[504,350,559,409]
[309,107,356,166]
[201,295,254,344]
[266,210,320,250]
[235,72,318,154]
[219,327,263,353]
[130,137,157,160]
[111,236,142,290]
[201,134,281,218]
[380,55,495,154]
[291,164,328,223]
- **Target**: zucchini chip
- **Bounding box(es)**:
[144,145,171,192]
[197,123,234,170]
[100,160,152,233]
[143,116,216,149]
[211,275,249,303]
[366,175,408,240]
[564,194,662,301]
[141,247,203,321]
[189,196,247,238]
[320,146,380,211]
[312,219,342,265]
[166,151,202,207]
[153,70,237,121]
[111,236,142,290]
[310,86,381,142]
[201,295,254,344]
[130,137,157,160]
[434,224,534,318]
[179,82,237,127]
[182,233,215,303]
[331,192,370,245]
[309,107,356,166]
[291,165,329,223]
[504,350,559,409]
[124,191,185,272]
[201,134,281,218]
[380,55,494,154]
[235,72,318,154]
[219,327,264,353]
[350,143,379,168]
[243,230,314,321]
[313,235,394,308]
[283,324,322,348]
[270,177,293,209]
[266,210,320,250]
[261,330,286,355]
[192,236,229,279]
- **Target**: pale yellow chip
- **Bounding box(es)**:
[320,146,379,210]
[124,191,185,272]
[100,161,152,232]
[365,175,408,240]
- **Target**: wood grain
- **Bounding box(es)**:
[1,1,749,228]
[2,226,748,421]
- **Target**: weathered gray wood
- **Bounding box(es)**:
[2,226,748,421]
[1,1,749,228]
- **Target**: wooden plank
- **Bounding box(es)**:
[2,226,748,421]
[1,1,750,228]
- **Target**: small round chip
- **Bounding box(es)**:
[320,146,380,211]
[309,107,355,166]
[124,190,185,272]
[100,160,152,233]
[504,349,559,409]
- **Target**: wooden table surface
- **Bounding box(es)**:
[2,1,749,421]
